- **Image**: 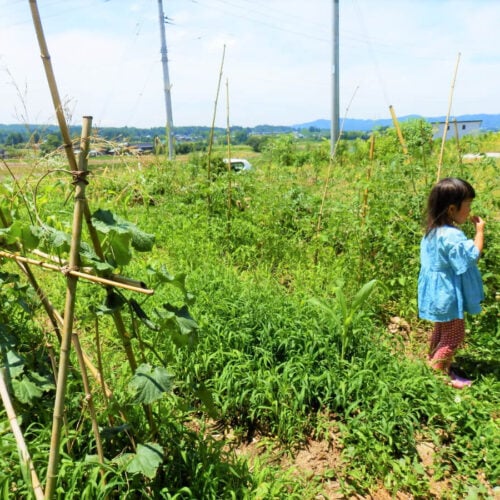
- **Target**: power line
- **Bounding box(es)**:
[186,0,330,43]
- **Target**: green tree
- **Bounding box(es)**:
[40,133,62,154]
[5,132,25,146]
[246,135,269,153]
[232,129,250,145]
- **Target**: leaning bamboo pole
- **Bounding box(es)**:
[225,78,233,229]
[0,368,45,499]
[72,333,105,466]
[361,134,375,226]
[0,368,45,500]
[436,52,461,182]
[314,86,358,265]
[206,44,226,213]
[28,0,78,173]
[389,105,408,155]
[0,251,153,295]
[44,116,90,499]
[28,0,103,262]
[71,118,105,470]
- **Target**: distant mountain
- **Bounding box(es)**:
[294,114,500,132]
[2,114,498,142]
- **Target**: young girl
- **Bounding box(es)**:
[418,178,485,389]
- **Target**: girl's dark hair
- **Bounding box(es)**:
[425,177,475,234]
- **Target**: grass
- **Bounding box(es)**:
[0,130,499,498]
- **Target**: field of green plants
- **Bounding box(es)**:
[0,122,498,499]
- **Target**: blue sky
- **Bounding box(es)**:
[0,0,498,128]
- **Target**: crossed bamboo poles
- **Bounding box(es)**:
[0,3,159,498]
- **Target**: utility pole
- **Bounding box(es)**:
[157,0,174,159]
[331,0,339,155]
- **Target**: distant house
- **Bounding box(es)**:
[432,119,482,140]
[129,143,155,154]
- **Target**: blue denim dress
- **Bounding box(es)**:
[418,226,484,322]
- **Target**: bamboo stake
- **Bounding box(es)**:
[71,333,105,467]
[452,118,464,170]
[72,119,105,470]
[206,44,226,212]
[29,250,149,290]
[24,0,149,406]
[361,134,375,226]
[314,86,358,265]
[436,52,461,182]
[225,77,233,229]
[44,117,90,499]
[28,0,106,266]
[389,105,408,155]
[0,368,45,500]
[28,0,78,173]
[94,317,112,420]
[0,251,153,295]
[33,250,148,287]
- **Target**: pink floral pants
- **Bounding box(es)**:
[429,318,465,371]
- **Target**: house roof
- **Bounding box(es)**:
[431,119,482,125]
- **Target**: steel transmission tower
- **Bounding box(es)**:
[331,0,339,155]
[157,0,174,159]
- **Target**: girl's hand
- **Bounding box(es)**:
[470,215,485,231]
[471,216,485,253]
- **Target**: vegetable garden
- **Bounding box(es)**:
[0,120,498,499]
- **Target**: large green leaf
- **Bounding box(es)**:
[12,372,54,404]
[107,231,133,267]
[346,279,377,327]
[0,222,40,250]
[146,265,195,303]
[79,242,114,272]
[124,443,163,479]
[156,304,199,348]
[91,210,133,266]
[33,225,71,252]
[92,209,155,255]
[163,304,199,335]
[351,279,377,313]
[129,364,174,404]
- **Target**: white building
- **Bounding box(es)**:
[432,120,482,140]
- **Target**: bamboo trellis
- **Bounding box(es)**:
[0,3,159,499]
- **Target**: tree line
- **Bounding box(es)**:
[0,123,370,157]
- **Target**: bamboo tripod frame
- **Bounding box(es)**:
[0,3,158,498]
